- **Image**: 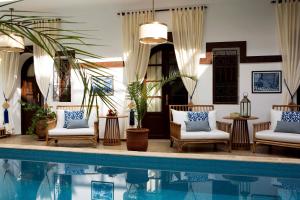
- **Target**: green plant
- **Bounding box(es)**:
[128,73,195,128]
[20,102,56,135]
[0,1,115,116]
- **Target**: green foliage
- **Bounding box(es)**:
[20,101,56,135]
[128,72,195,128]
[0,2,115,115]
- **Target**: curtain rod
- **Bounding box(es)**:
[117,6,207,16]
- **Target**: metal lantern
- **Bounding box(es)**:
[240,93,251,118]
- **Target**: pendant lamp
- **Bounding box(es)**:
[139,0,168,45]
[0,8,24,52]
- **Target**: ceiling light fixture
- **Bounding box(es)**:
[139,0,168,45]
[0,8,24,52]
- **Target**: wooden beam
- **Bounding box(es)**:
[80,61,124,68]
[200,41,282,64]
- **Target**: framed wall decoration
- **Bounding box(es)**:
[91,76,114,96]
[252,71,282,93]
[91,181,114,200]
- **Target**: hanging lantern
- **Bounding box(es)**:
[139,0,168,45]
[139,22,168,45]
[0,8,24,52]
[240,93,251,118]
[0,33,25,52]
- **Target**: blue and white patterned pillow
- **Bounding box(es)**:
[281,111,300,123]
[64,110,84,128]
[187,111,208,122]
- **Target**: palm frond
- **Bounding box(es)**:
[0,11,116,116]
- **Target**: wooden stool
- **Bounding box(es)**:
[100,116,127,146]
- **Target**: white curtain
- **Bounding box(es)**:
[275,0,300,104]
[33,20,60,103]
[121,11,152,130]
[172,7,205,102]
[121,11,152,84]
[0,52,19,101]
[0,52,20,128]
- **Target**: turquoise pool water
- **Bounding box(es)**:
[0,148,299,200]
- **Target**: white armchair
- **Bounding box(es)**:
[253,105,300,153]
[47,105,99,146]
[169,105,231,152]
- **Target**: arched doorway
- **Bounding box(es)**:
[21,57,44,135]
[142,43,188,139]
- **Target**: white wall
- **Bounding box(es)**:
[194,0,283,139]
[0,0,285,137]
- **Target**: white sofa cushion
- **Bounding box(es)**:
[49,128,94,136]
[171,109,188,130]
[208,110,217,130]
[181,129,230,140]
[256,130,300,144]
[270,109,282,130]
[87,108,97,128]
[56,108,97,129]
[171,109,217,130]
[56,110,65,129]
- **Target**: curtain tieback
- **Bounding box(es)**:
[2,95,10,124]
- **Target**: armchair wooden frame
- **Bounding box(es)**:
[252,105,300,153]
[169,105,232,152]
[46,105,99,147]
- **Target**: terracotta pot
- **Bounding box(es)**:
[35,119,56,141]
[126,128,149,151]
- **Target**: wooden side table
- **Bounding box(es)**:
[223,116,258,150]
[99,115,127,146]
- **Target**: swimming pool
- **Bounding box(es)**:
[0,147,299,200]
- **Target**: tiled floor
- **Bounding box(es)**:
[0,135,300,163]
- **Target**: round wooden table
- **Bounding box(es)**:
[99,115,127,146]
[223,116,258,150]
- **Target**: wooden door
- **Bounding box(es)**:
[21,57,44,135]
[142,44,188,139]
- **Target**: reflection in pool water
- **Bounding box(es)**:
[0,158,299,200]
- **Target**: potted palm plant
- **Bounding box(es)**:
[126,73,195,151]
[20,102,56,140]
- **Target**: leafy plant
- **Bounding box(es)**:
[20,102,56,135]
[0,1,115,116]
[128,73,195,128]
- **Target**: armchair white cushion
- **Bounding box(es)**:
[56,110,65,129]
[171,109,188,130]
[255,130,300,144]
[49,108,97,136]
[270,109,282,130]
[181,129,229,140]
[49,128,94,136]
[171,109,217,131]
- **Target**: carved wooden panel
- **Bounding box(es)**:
[200,41,282,64]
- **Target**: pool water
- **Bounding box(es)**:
[0,148,299,200]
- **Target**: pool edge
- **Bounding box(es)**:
[0,143,299,165]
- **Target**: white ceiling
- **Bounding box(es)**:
[8,0,159,11]
[4,0,212,12]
